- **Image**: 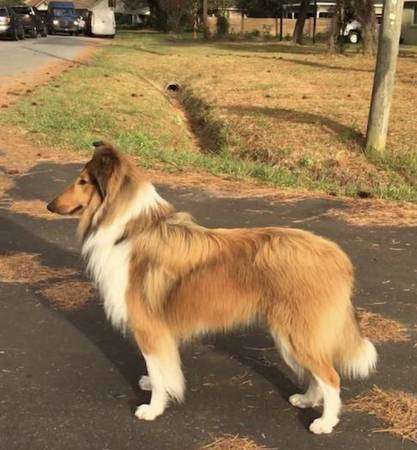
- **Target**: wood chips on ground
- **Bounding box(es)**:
[348,386,417,444]
[325,199,417,227]
[38,280,94,311]
[8,199,73,220]
[357,309,410,343]
[0,252,77,283]
[200,435,267,450]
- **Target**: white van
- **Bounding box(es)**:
[86,1,115,37]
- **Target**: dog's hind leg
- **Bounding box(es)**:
[307,365,341,434]
[288,376,323,408]
[132,326,185,421]
[271,331,304,380]
[138,375,152,391]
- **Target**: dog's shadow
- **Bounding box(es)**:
[209,331,321,429]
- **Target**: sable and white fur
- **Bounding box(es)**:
[47,143,377,434]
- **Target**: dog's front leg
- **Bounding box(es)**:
[133,328,185,421]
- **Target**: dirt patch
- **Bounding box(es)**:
[0,172,13,198]
[149,166,417,225]
[348,386,417,444]
[325,199,417,227]
[39,280,94,311]
[0,252,77,284]
[1,127,415,229]
[147,165,322,203]
[200,435,266,450]
[8,199,73,221]
[357,309,410,343]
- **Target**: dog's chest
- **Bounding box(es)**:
[83,234,131,331]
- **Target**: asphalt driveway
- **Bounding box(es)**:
[0,35,97,82]
[0,159,416,450]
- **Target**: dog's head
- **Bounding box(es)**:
[47,141,123,217]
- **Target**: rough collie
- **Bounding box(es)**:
[47,142,377,435]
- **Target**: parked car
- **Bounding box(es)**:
[343,17,382,44]
[10,6,36,38]
[343,20,361,44]
[0,6,25,40]
[85,8,115,38]
[48,1,78,35]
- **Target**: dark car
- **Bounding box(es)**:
[0,6,25,40]
[48,1,78,35]
[10,6,38,38]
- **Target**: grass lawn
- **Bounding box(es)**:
[2,31,417,201]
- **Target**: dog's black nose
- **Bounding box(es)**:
[46,201,55,212]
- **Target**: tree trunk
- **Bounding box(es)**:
[203,0,210,38]
[366,0,405,154]
[193,14,197,39]
[293,0,310,44]
[354,0,377,55]
[328,0,344,53]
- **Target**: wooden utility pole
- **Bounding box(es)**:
[366,0,405,154]
[203,0,210,38]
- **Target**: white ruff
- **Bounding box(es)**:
[82,182,167,331]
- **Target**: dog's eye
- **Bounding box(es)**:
[78,179,87,185]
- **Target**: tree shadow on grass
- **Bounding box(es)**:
[225,104,365,148]
[210,51,373,73]
[213,40,324,55]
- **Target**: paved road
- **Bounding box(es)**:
[0,35,97,81]
[0,159,416,450]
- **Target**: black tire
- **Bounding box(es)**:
[348,31,360,44]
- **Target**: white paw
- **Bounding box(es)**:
[309,418,338,434]
[134,404,162,421]
[289,394,313,409]
[138,375,152,391]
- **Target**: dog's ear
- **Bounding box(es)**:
[88,142,120,199]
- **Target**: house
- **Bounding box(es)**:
[25,0,115,16]
[221,6,244,19]
[114,2,150,26]
[72,0,115,15]
[25,0,48,11]
[282,1,383,19]
[402,1,417,44]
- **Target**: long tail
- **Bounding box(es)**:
[335,312,378,379]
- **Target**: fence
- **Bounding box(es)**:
[208,16,331,39]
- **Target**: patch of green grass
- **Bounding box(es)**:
[2,31,416,202]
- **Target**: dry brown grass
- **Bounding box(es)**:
[348,387,417,444]
[325,199,417,226]
[0,127,85,175]
[38,280,94,311]
[200,435,267,450]
[124,37,417,197]
[0,252,77,283]
[357,309,410,343]
[8,199,72,221]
